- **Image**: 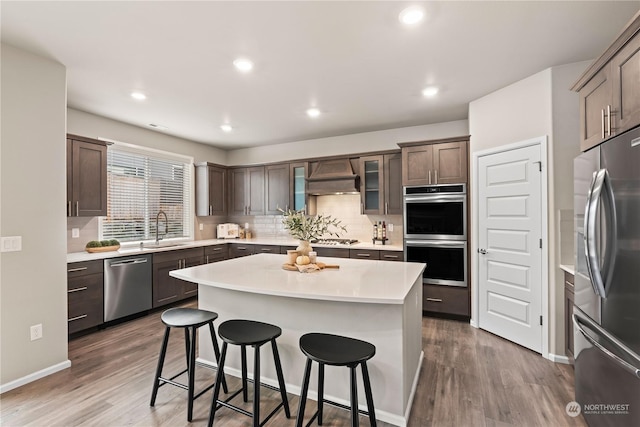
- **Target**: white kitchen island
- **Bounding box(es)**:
[170,253,425,427]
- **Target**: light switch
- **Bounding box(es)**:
[388,224,394,232]
[72,228,80,238]
[1,236,22,252]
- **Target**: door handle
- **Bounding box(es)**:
[478,248,487,254]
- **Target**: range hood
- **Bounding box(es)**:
[306,158,359,195]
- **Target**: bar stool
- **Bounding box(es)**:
[150,307,228,422]
[296,333,377,427]
[208,319,291,427]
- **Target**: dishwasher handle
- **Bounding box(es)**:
[109,258,149,267]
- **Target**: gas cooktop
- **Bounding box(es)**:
[311,238,359,246]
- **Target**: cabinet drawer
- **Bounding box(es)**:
[205,245,228,262]
[229,244,255,258]
[254,245,281,254]
[68,273,103,334]
[153,247,204,264]
[280,245,297,254]
[379,250,403,262]
[67,260,103,279]
[564,271,575,287]
[315,248,349,258]
[349,249,380,260]
[422,284,470,317]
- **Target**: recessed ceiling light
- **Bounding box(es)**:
[399,6,425,25]
[233,58,254,72]
[148,123,169,130]
[220,124,233,132]
[306,108,321,118]
[131,92,147,100]
[422,86,439,97]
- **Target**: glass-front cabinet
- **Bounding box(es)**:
[359,155,384,214]
[289,162,309,213]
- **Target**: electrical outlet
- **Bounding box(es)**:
[1,236,22,252]
[199,223,204,231]
[30,324,43,341]
[388,223,394,232]
[72,228,80,238]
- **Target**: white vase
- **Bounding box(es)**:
[296,240,312,256]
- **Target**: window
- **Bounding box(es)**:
[100,142,193,243]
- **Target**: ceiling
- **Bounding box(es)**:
[2,1,639,149]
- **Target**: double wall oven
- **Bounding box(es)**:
[404,184,467,287]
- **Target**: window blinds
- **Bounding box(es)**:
[101,143,193,243]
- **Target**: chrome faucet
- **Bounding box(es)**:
[155,210,168,244]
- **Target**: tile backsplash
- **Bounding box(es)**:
[68,195,403,252]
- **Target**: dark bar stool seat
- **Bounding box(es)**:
[209,319,291,427]
[150,307,228,422]
[296,333,377,427]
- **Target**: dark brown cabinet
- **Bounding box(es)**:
[195,163,227,216]
[573,14,640,151]
[383,153,403,215]
[205,245,229,263]
[422,284,470,317]
[152,248,204,308]
[314,247,349,258]
[254,244,281,254]
[379,250,403,262]
[66,134,108,217]
[229,166,265,215]
[67,260,104,334]
[228,243,256,258]
[265,163,290,214]
[349,249,380,260]
[564,270,575,361]
[399,137,468,186]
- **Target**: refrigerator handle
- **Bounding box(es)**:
[584,168,617,297]
[573,311,640,379]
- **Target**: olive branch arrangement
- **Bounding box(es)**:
[279,209,347,241]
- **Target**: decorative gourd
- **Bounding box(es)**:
[296,255,311,265]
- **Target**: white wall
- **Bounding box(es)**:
[226,120,469,165]
[468,61,588,358]
[1,44,69,390]
[67,108,227,165]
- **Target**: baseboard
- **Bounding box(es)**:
[0,360,71,394]
[547,353,571,364]
[197,356,410,427]
[469,318,479,328]
[402,350,424,427]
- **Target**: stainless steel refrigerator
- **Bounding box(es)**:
[573,124,640,426]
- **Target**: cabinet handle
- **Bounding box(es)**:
[213,247,223,251]
[426,298,443,303]
[383,254,399,259]
[206,255,209,263]
[76,201,79,216]
[565,281,574,287]
[68,314,88,322]
[237,247,246,250]
[360,202,364,215]
[67,201,71,217]
[356,253,371,257]
[68,286,88,293]
[385,202,388,215]
[434,170,438,184]
[303,204,307,215]
[67,266,88,273]
[428,170,432,185]
[261,248,272,252]
[602,108,606,139]
[209,205,212,216]
[607,105,612,137]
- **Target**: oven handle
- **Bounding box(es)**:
[405,240,466,248]
[403,194,466,203]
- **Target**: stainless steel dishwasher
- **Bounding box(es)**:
[104,254,152,322]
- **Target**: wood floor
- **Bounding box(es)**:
[1,300,586,427]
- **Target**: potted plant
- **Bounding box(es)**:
[279,209,347,255]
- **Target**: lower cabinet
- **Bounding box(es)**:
[229,243,256,258]
[314,247,349,258]
[205,245,229,263]
[254,244,281,254]
[564,270,575,361]
[67,260,104,334]
[152,248,204,308]
[422,284,470,317]
[349,249,380,260]
[379,250,403,262]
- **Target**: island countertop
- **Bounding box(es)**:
[170,253,425,304]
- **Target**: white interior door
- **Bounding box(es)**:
[478,144,543,353]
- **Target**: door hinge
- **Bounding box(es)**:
[534,161,542,172]
[540,316,543,326]
[539,239,542,249]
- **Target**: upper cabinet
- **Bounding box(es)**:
[358,152,402,215]
[195,163,226,216]
[265,163,290,214]
[229,166,265,216]
[289,162,309,213]
[399,137,469,186]
[572,13,640,151]
[66,134,108,217]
